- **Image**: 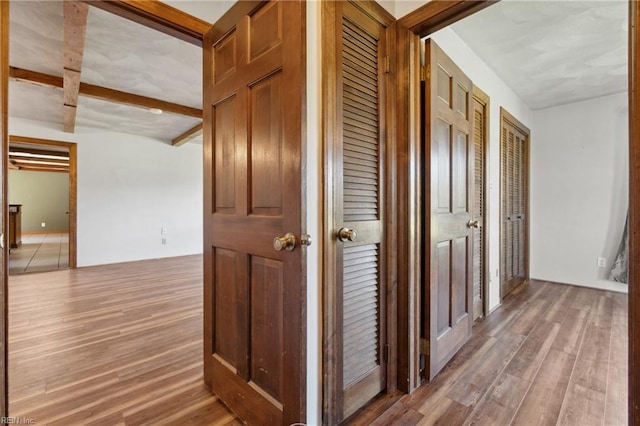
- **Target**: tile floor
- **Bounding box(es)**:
[9,232,69,275]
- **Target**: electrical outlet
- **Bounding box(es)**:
[161,227,166,235]
[597,257,606,268]
[41,222,46,228]
[162,237,167,245]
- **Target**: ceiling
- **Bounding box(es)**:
[8,0,628,143]
[449,0,628,110]
[9,1,204,144]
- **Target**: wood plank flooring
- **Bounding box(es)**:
[348,280,628,426]
[349,281,628,426]
[8,257,628,425]
[9,255,241,425]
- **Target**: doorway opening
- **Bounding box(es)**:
[7,136,76,274]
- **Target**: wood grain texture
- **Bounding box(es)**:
[62,1,89,133]
[347,280,628,425]
[83,0,211,47]
[629,1,640,422]
[9,67,202,118]
[0,0,8,416]
[8,255,241,425]
[172,123,203,147]
[397,0,497,37]
[322,1,394,423]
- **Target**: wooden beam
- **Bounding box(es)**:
[10,157,70,166]
[63,1,89,133]
[9,67,202,118]
[172,122,202,146]
[84,0,211,47]
[9,148,69,158]
[79,81,202,118]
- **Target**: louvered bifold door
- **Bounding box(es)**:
[472,95,486,321]
[500,112,529,298]
[332,1,390,422]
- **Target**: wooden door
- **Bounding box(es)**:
[0,0,7,416]
[472,87,489,320]
[423,40,473,380]
[500,108,529,298]
[323,1,394,423]
[202,2,306,424]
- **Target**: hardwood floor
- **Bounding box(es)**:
[8,255,241,425]
[348,280,628,426]
[7,258,628,425]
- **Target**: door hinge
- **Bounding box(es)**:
[383,344,390,362]
[384,56,391,74]
[420,64,430,82]
[420,338,429,354]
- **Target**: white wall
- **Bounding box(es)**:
[9,117,203,267]
[428,27,534,311]
[531,92,628,293]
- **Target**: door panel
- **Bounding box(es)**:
[323,1,394,423]
[472,88,488,320]
[500,109,529,298]
[424,40,473,380]
[203,2,305,424]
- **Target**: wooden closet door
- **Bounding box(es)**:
[472,88,489,321]
[424,39,474,380]
[323,1,394,423]
[500,108,530,298]
[203,2,306,424]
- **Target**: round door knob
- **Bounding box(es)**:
[273,233,296,251]
[338,227,358,242]
[467,220,480,229]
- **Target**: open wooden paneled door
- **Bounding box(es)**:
[203,1,306,424]
[0,0,8,416]
[423,39,474,380]
[323,1,395,423]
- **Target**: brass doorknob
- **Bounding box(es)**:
[338,228,358,242]
[273,233,296,251]
[467,220,480,229]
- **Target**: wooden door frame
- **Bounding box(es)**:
[7,135,77,269]
[397,2,639,422]
[395,0,497,394]
[473,85,490,318]
[1,0,8,417]
[498,108,530,299]
[321,1,396,423]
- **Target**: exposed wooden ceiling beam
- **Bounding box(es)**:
[63,1,89,133]
[172,122,202,147]
[80,82,202,118]
[9,147,69,158]
[10,156,70,166]
[12,165,70,173]
[83,0,210,47]
[9,67,202,118]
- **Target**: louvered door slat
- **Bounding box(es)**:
[334,6,388,421]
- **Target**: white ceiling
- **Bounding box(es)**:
[9,1,204,143]
[449,0,628,110]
